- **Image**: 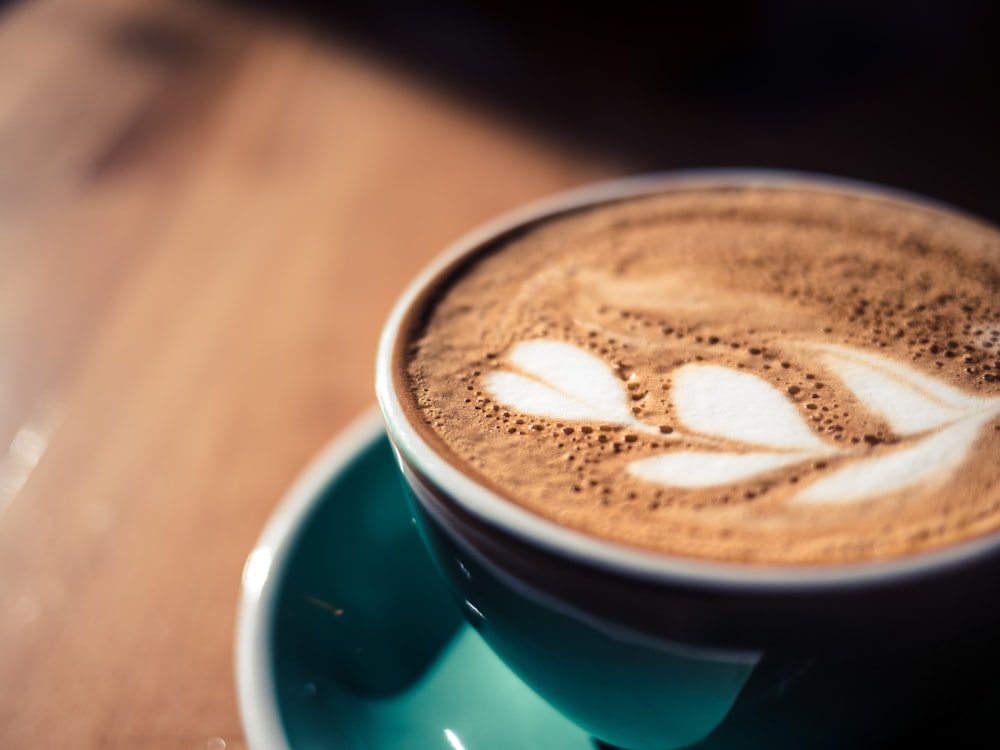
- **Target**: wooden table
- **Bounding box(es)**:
[0,1,613,746]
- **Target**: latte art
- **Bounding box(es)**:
[399,185,1000,564]
[488,339,1000,506]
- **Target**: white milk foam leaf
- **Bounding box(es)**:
[813,345,976,435]
[794,414,990,505]
[485,372,618,423]
[629,451,813,488]
[672,365,830,452]
[488,341,643,426]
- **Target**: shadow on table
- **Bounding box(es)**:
[225,0,1000,222]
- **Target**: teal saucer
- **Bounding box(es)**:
[237,410,1000,750]
[236,409,591,749]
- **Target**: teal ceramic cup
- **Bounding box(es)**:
[375,172,1000,750]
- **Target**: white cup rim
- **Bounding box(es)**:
[375,169,1000,592]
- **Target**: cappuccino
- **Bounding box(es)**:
[398,184,1000,564]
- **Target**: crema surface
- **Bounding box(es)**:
[400,186,1000,564]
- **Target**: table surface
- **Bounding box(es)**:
[0,0,613,747]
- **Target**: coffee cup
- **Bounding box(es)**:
[375,171,1000,749]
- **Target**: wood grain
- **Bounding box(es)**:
[0,0,612,746]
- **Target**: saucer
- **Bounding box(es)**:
[237,409,1000,750]
[236,409,590,749]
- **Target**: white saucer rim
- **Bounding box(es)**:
[235,407,387,750]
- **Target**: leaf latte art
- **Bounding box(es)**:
[401,185,1000,564]
[488,340,1000,506]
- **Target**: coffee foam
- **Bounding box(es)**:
[400,186,1000,565]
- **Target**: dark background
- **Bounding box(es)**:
[236,0,1000,222]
